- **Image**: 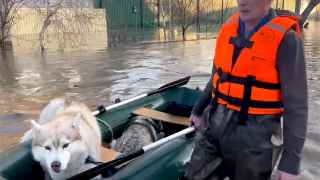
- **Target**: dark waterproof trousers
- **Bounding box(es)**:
[184,104,281,180]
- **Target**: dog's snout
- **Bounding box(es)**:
[51,161,61,173]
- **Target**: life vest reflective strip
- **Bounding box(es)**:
[212,13,301,117]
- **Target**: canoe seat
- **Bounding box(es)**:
[132,108,190,126]
[101,146,120,162]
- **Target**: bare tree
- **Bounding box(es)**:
[35,0,64,51]
[222,0,234,22]
[0,0,27,49]
[198,0,218,38]
[159,0,168,40]
[34,0,97,51]
[172,0,196,41]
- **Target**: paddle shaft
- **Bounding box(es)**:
[92,94,146,116]
[67,127,195,180]
[92,76,191,116]
[143,127,195,151]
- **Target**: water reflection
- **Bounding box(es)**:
[0,51,17,86]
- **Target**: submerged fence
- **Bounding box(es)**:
[95,0,236,45]
[95,0,318,45]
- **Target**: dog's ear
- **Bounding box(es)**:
[30,120,41,131]
[72,113,82,129]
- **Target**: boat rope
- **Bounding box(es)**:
[96,117,114,141]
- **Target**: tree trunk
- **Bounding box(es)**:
[1,30,5,49]
[157,0,160,28]
[163,25,167,41]
[295,0,302,15]
[182,26,186,41]
[182,2,186,41]
[0,1,12,50]
[159,1,167,41]
[220,0,224,25]
[300,0,320,26]
[2,28,12,50]
[39,17,52,51]
[196,0,200,33]
[140,0,144,29]
[0,0,4,47]
[39,25,48,51]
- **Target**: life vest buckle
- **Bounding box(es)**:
[220,73,230,83]
[217,68,229,83]
[229,37,253,49]
[246,75,256,83]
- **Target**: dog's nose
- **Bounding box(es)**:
[51,161,61,173]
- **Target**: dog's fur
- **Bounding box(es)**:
[23,98,101,180]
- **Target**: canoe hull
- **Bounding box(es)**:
[0,87,202,180]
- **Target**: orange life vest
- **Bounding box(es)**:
[212,12,301,116]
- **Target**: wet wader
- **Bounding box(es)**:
[184,104,280,180]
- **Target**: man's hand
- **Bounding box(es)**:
[277,171,299,180]
[189,114,202,130]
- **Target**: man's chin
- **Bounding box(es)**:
[239,14,252,22]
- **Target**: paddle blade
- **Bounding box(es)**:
[147,76,191,96]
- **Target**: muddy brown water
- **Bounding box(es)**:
[0,22,319,179]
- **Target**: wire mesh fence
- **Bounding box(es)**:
[94,0,317,46]
[95,0,238,46]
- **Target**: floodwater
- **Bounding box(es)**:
[0,22,319,179]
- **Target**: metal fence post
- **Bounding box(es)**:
[157,0,160,28]
[140,0,144,29]
[221,0,224,25]
[197,0,200,33]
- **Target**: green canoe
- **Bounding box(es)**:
[0,85,203,180]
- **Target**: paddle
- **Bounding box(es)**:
[92,76,191,116]
[67,127,195,180]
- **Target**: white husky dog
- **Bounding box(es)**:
[21,98,101,180]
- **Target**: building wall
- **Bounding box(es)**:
[11,8,106,35]
[10,8,107,50]
[25,0,95,8]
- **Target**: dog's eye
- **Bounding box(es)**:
[44,146,51,151]
[63,143,69,149]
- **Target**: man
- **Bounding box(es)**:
[184,0,308,180]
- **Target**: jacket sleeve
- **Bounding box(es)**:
[191,67,214,116]
[277,30,308,175]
